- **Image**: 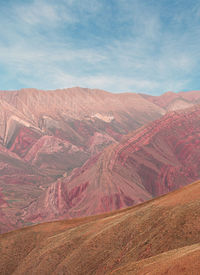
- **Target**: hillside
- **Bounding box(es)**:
[0,89,200,233]
[0,87,164,233]
[0,180,200,274]
[25,105,200,223]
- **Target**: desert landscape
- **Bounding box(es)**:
[0,89,200,233]
[1,0,200,274]
[0,89,200,274]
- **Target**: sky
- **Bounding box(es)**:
[1,0,200,95]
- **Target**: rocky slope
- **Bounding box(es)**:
[0,87,165,233]
[0,143,54,232]
[0,88,200,233]
[0,180,200,275]
[0,88,167,161]
[25,105,200,223]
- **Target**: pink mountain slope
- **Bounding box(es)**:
[0,88,165,233]
[0,88,199,233]
[24,105,200,224]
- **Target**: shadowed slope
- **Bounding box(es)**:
[0,181,200,275]
[0,144,54,233]
[25,105,200,223]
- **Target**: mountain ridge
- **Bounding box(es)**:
[0,88,200,233]
[23,105,200,224]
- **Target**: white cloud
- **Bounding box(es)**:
[0,0,200,94]
[22,68,188,95]
[15,0,77,26]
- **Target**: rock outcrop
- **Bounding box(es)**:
[25,105,200,223]
[0,87,165,232]
[0,88,200,233]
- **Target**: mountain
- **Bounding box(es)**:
[25,105,200,224]
[0,87,165,233]
[1,88,200,233]
[141,90,200,111]
[0,87,166,177]
[0,180,200,275]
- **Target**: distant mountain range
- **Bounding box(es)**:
[0,88,200,233]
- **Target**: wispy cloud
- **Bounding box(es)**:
[0,0,200,94]
[14,0,79,26]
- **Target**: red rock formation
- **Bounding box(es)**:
[8,126,41,157]
[0,88,165,169]
[0,88,199,233]
[0,88,165,233]
[0,142,56,233]
[24,105,200,224]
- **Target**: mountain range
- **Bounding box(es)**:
[0,88,200,233]
[24,105,200,225]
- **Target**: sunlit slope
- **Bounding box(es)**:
[0,180,200,275]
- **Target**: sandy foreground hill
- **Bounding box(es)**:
[0,180,200,274]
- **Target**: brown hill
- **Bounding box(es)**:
[0,180,200,275]
[25,105,200,224]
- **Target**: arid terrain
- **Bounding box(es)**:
[0,87,165,233]
[24,105,200,224]
[0,88,200,233]
[0,180,200,275]
[1,0,200,273]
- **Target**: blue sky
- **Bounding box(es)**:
[0,0,200,95]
